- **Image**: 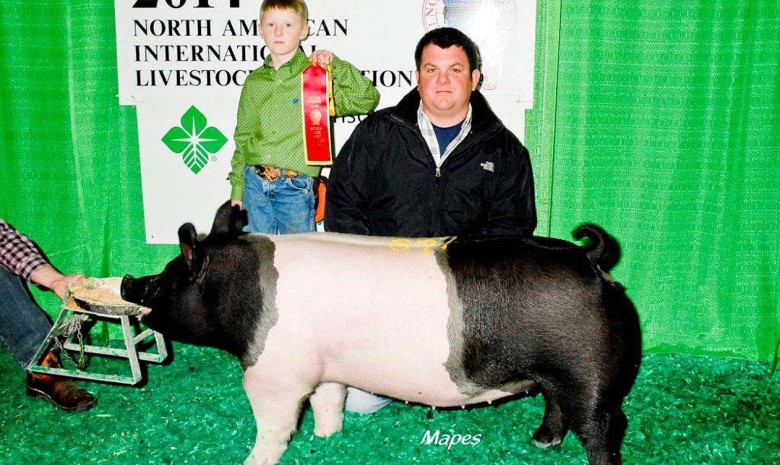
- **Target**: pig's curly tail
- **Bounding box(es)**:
[573,224,621,273]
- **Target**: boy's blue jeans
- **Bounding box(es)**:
[243,166,315,234]
[0,266,52,368]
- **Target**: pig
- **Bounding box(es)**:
[121,202,641,465]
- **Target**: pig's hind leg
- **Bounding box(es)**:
[309,382,346,437]
[532,390,568,448]
[570,402,628,465]
[537,378,627,465]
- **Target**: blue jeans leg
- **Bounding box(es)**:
[243,166,315,234]
[276,176,315,234]
[0,266,52,369]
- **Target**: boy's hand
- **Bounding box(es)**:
[231,199,243,209]
[310,50,335,67]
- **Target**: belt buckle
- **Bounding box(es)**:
[254,165,298,181]
[255,165,280,181]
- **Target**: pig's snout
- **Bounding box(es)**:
[120,274,134,299]
[121,274,144,305]
[121,273,162,314]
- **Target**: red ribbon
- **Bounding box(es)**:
[302,64,333,166]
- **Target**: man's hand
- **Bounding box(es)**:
[30,265,85,300]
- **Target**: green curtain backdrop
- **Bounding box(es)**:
[1,1,778,361]
[527,0,780,361]
[0,1,178,312]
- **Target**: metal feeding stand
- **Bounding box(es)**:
[28,299,168,385]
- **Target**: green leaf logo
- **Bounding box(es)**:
[162,106,228,174]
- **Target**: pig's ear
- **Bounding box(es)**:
[194,254,210,284]
[211,200,246,236]
[179,223,210,282]
[178,223,198,267]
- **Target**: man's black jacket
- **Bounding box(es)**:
[325,88,537,238]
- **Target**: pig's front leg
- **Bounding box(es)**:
[309,382,346,437]
[242,366,312,465]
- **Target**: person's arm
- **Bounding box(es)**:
[228,78,262,203]
[327,55,380,116]
[0,219,49,281]
[0,220,83,299]
[324,124,373,235]
[29,265,84,300]
[482,138,537,237]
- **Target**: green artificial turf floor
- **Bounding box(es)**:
[1,344,778,465]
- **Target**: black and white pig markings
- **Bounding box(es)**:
[122,202,642,465]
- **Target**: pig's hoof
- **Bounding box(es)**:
[314,413,343,438]
[314,422,343,438]
[531,428,563,449]
[532,437,562,449]
[243,450,278,465]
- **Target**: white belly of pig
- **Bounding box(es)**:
[258,234,514,407]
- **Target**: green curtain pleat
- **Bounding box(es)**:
[1,1,778,360]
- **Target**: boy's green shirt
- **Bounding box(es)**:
[229,50,379,200]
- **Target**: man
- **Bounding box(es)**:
[325,27,536,238]
[325,28,537,413]
[0,219,97,411]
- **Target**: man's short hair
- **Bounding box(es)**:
[414,27,481,72]
[260,0,309,22]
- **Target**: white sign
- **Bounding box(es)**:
[115,0,536,243]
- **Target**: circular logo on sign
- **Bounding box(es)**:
[421,0,518,90]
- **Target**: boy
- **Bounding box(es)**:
[229,0,379,234]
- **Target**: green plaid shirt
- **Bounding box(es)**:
[229,50,379,200]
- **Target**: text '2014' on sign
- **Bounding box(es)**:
[133,0,240,8]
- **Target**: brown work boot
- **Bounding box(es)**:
[26,351,97,412]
